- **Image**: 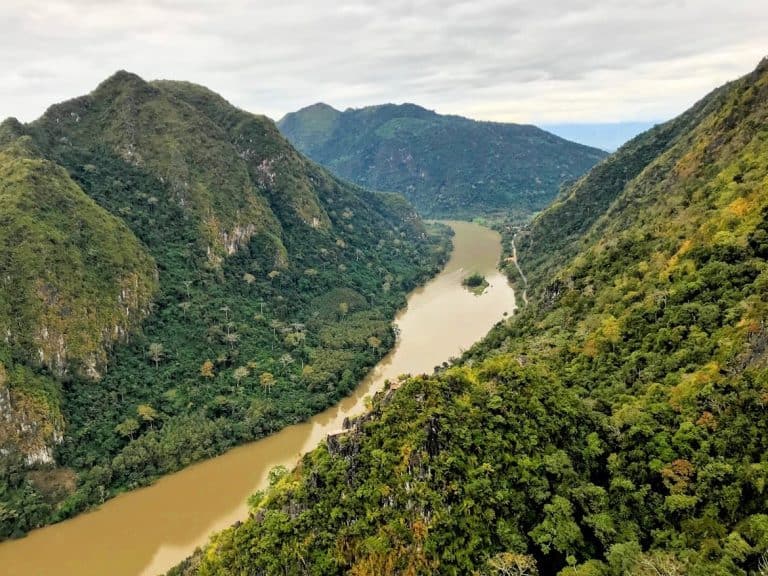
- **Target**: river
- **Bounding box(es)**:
[0,220,516,576]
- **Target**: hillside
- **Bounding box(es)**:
[0,72,448,539]
[278,103,606,217]
[174,59,768,575]
[0,132,157,465]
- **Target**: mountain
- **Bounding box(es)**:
[278,103,607,217]
[173,59,768,575]
[0,72,448,538]
[540,122,659,152]
[0,129,157,466]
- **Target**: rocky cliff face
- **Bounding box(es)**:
[0,137,157,464]
[0,363,63,465]
[0,140,158,380]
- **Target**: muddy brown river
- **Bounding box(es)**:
[0,220,516,576]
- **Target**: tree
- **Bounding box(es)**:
[233,366,250,388]
[270,319,283,337]
[268,465,288,486]
[284,331,305,349]
[486,553,539,576]
[178,301,191,317]
[114,418,139,439]
[279,353,294,374]
[260,372,276,394]
[339,302,349,317]
[600,315,621,349]
[223,331,240,349]
[200,360,215,379]
[301,364,315,379]
[367,336,382,353]
[148,342,164,368]
[633,552,685,576]
[529,496,584,556]
[137,404,159,428]
[243,272,256,285]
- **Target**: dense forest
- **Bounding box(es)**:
[0,72,450,538]
[171,58,768,575]
[278,102,606,218]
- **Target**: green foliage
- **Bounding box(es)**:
[0,72,450,538]
[174,59,768,575]
[0,139,157,379]
[278,102,606,218]
[463,273,486,288]
[462,272,490,295]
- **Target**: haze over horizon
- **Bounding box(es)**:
[1,0,765,128]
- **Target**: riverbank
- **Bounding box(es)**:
[0,221,515,576]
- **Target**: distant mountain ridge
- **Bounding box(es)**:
[278,102,607,217]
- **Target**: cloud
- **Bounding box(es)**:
[0,0,765,123]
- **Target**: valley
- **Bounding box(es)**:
[0,72,450,538]
[0,10,765,572]
[169,58,768,576]
[0,221,515,576]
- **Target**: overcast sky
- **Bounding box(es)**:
[1,0,766,125]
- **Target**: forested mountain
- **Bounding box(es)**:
[278,103,606,217]
[173,58,768,575]
[0,72,449,538]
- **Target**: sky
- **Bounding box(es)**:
[540,122,658,152]
[1,0,766,127]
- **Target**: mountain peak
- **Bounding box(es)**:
[92,70,157,101]
[300,102,340,114]
[277,103,342,150]
[756,55,768,74]
[97,69,146,89]
[0,117,24,145]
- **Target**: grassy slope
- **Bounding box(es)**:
[0,73,449,538]
[175,59,768,576]
[278,103,607,218]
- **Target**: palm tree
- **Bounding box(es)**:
[233,366,249,390]
[279,353,294,374]
[367,336,382,353]
[223,332,240,349]
[259,372,275,395]
[148,343,164,368]
[178,301,191,317]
